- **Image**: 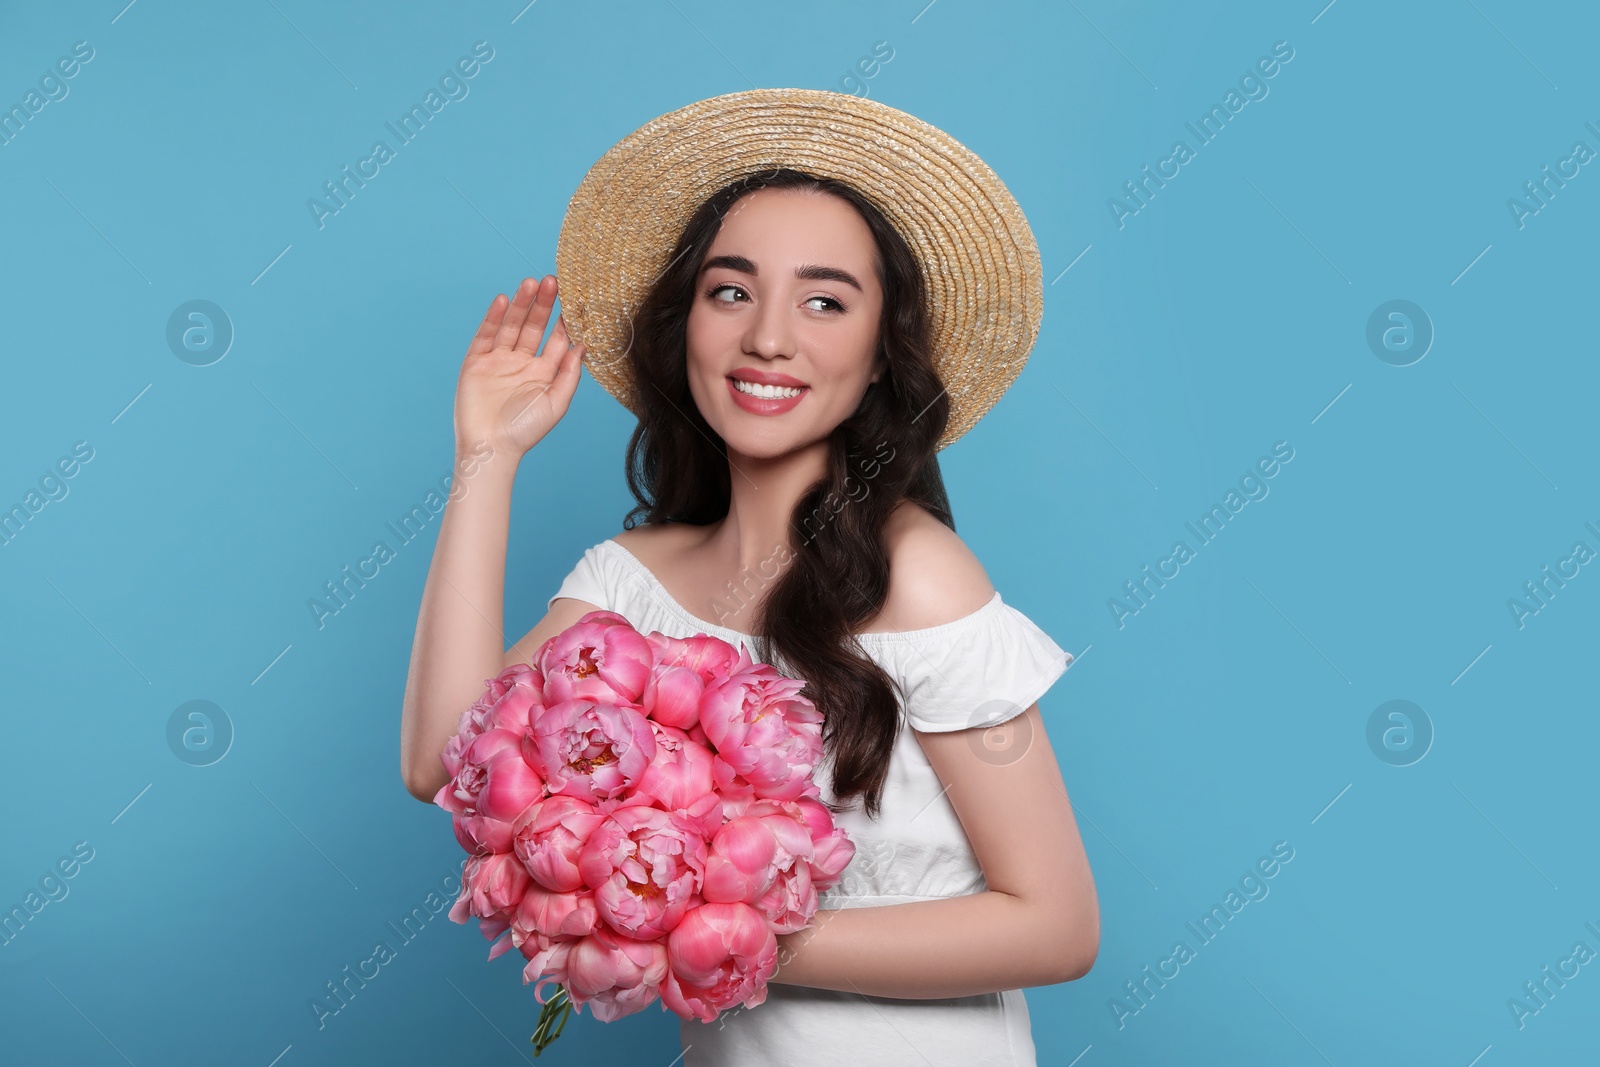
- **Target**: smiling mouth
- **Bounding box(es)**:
[729,378,807,399]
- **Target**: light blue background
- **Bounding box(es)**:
[3,1,1596,1063]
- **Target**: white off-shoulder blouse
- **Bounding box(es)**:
[547,537,1075,1067]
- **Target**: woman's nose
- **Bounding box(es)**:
[743,298,795,359]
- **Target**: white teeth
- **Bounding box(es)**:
[732,379,804,399]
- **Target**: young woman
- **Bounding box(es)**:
[400,90,1097,1066]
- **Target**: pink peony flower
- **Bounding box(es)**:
[450,851,532,940]
[641,664,706,730]
[510,881,599,947]
[699,816,780,905]
[530,698,657,803]
[539,613,654,705]
[705,801,833,933]
[699,664,825,802]
[519,930,577,996]
[633,723,719,823]
[443,664,545,777]
[440,725,474,781]
[436,608,857,1044]
[476,748,545,827]
[648,631,748,687]
[484,676,544,735]
[790,795,857,889]
[753,860,815,935]
[563,924,670,1022]
[435,728,537,855]
[578,805,707,941]
[660,901,778,1022]
[513,795,606,894]
[447,808,515,857]
[438,808,511,857]
[486,662,541,706]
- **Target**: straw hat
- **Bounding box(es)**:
[553,87,1044,452]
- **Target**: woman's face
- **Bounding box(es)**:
[685,187,885,460]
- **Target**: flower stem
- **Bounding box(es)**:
[530,984,573,1056]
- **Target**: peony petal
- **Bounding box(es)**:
[647,666,705,730]
[477,751,546,824]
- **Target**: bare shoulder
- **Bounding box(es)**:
[877,500,995,630]
[609,522,662,551]
[609,524,652,554]
[610,521,699,562]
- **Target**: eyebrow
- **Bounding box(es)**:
[698,253,864,293]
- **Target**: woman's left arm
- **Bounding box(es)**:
[772,703,1099,999]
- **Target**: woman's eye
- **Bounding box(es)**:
[705,286,843,313]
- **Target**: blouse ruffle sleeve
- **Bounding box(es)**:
[546,542,611,613]
[881,596,1074,733]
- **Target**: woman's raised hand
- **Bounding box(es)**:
[454,275,585,460]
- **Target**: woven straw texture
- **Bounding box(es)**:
[553,87,1043,451]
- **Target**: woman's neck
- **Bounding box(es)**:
[707,436,831,577]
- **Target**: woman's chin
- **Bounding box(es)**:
[718,422,826,463]
[724,433,799,462]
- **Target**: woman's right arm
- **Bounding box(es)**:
[399,275,586,802]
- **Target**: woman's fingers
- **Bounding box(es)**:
[542,314,585,371]
[492,277,539,351]
[467,292,510,355]
[467,276,570,364]
[512,276,558,356]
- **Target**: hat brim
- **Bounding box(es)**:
[554,87,1043,451]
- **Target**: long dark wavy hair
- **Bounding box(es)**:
[619,168,954,818]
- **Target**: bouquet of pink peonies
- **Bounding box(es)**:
[435,610,855,1053]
